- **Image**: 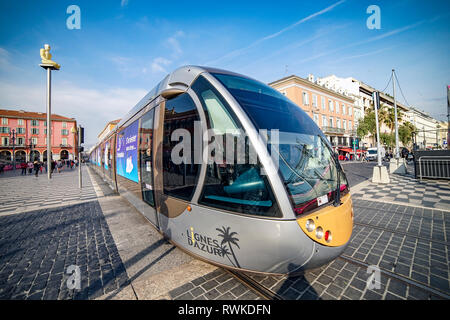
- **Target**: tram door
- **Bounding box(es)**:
[152,94,201,233]
[139,107,158,228]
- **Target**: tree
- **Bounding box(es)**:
[398,121,416,147]
[380,132,395,148]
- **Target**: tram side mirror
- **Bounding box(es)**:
[160,88,185,99]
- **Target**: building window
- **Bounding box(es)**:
[18,119,24,125]
[62,138,68,146]
[62,122,67,128]
[0,127,10,133]
[321,97,325,110]
[302,92,309,106]
[31,120,39,126]
[336,119,341,129]
[32,138,38,145]
[18,137,24,145]
[329,117,334,127]
[313,113,319,124]
[343,120,347,130]
[336,102,340,113]
[329,100,333,112]
[342,104,346,115]
[312,94,317,107]
[349,106,352,116]
[2,137,9,146]
[349,120,352,129]
[31,128,39,135]
[322,115,327,127]
[61,129,69,135]
[17,127,25,134]
[2,118,8,125]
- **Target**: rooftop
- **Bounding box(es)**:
[0,108,76,121]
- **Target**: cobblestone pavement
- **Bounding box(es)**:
[1,162,448,300]
[166,172,450,300]
[0,200,129,300]
[0,165,97,215]
[352,173,450,210]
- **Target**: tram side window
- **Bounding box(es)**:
[163,93,200,201]
[191,76,280,217]
[139,109,155,206]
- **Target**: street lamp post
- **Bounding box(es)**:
[40,44,60,180]
[71,126,82,189]
[9,128,16,171]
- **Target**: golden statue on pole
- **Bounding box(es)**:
[40,44,60,70]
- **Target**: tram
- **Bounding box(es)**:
[89,66,353,275]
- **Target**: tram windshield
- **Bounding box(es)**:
[212,73,348,214]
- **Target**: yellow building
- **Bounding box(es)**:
[269,74,355,147]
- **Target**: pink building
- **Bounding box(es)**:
[0,109,77,164]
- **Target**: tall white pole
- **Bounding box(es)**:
[78,126,82,189]
[373,91,382,166]
[392,69,400,159]
[47,68,52,179]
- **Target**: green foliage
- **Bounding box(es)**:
[398,121,416,147]
[380,132,395,147]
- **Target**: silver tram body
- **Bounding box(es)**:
[89,66,353,275]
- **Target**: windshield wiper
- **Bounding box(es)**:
[333,153,342,207]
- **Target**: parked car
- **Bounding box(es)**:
[366,147,386,161]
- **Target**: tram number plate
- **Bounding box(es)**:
[317,195,328,206]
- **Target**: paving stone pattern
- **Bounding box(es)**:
[0,200,129,300]
[352,173,450,210]
[0,166,98,215]
[169,269,262,300]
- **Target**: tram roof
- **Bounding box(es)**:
[116,65,252,129]
[90,66,254,152]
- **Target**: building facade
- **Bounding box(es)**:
[0,109,77,163]
[269,74,356,147]
[318,75,413,149]
[406,107,439,149]
[97,119,120,142]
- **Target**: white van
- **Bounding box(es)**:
[366,147,386,161]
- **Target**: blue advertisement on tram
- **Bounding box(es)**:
[116,120,139,183]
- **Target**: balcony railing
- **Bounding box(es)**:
[322,126,345,134]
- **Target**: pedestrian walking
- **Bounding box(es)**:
[21,161,27,175]
[51,160,56,173]
[34,161,40,177]
[28,161,33,174]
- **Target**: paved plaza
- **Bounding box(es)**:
[0,162,449,300]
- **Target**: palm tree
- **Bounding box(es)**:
[216,226,241,268]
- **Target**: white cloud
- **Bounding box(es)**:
[166,30,185,58]
[0,81,147,145]
[121,0,129,7]
[150,57,172,74]
[206,0,346,65]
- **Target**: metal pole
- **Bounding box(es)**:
[392,69,400,159]
[47,68,52,179]
[373,91,382,167]
[78,126,82,189]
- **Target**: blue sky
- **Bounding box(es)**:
[0,0,449,146]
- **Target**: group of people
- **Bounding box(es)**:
[19,159,78,177]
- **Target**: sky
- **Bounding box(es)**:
[0,0,449,147]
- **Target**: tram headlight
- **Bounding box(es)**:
[305,219,315,232]
[316,227,324,239]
